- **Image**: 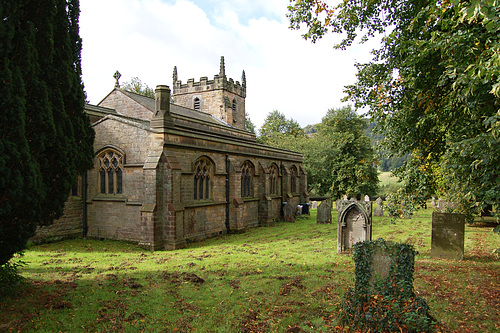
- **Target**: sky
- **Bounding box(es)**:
[79,0,377,129]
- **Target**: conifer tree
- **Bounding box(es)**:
[0,0,94,266]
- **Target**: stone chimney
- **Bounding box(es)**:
[151,85,173,130]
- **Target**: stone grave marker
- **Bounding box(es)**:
[431,197,437,208]
[310,201,318,209]
[364,195,370,202]
[374,197,384,217]
[337,201,372,253]
[316,199,332,224]
[283,202,295,222]
[431,212,465,260]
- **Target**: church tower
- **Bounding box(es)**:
[172,57,246,130]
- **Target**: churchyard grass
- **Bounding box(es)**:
[1,206,499,332]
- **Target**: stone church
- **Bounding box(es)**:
[33,57,308,250]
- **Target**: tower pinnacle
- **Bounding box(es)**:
[219,56,225,78]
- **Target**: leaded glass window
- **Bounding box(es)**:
[194,157,212,200]
[97,149,124,195]
[241,161,253,198]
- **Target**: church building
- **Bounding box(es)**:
[33,57,308,250]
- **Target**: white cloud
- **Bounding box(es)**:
[79,0,375,128]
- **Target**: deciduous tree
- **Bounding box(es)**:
[288,0,500,216]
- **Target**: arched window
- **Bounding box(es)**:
[270,164,279,195]
[194,157,212,200]
[290,165,298,193]
[241,161,254,198]
[97,149,123,195]
[194,97,200,111]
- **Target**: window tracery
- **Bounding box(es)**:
[97,149,123,195]
[194,157,212,200]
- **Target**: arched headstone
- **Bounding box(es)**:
[337,201,372,253]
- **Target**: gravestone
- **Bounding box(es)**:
[431,212,465,260]
[310,201,318,209]
[364,195,370,202]
[316,199,332,224]
[431,197,437,208]
[337,201,372,253]
[283,202,295,222]
[374,197,384,217]
[339,239,433,332]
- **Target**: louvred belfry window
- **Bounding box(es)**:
[97,150,123,195]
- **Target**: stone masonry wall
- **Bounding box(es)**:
[99,89,153,120]
[31,196,83,243]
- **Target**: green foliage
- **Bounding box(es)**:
[258,110,304,142]
[0,0,94,266]
[314,106,379,198]
[0,260,26,298]
[339,239,435,332]
[121,77,155,98]
[258,107,378,198]
[287,0,500,216]
[244,112,256,134]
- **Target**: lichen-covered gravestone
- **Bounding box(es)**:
[339,239,435,332]
[374,197,384,217]
[431,212,465,260]
[337,201,372,253]
[316,199,332,224]
[283,202,295,222]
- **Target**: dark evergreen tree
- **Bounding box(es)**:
[0,0,94,266]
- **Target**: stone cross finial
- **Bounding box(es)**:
[219,56,225,78]
[113,70,121,88]
[173,66,178,85]
[242,70,246,87]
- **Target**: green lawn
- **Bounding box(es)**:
[1,207,499,332]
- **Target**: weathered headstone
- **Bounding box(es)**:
[431,212,465,260]
[310,201,318,209]
[337,201,372,253]
[339,239,433,332]
[374,197,384,217]
[431,197,437,208]
[364,195,370,202]
[317,199,332,224]
[283,202,295,222]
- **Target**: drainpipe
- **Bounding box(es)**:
[225,154,230,232]
[82,171,88,237]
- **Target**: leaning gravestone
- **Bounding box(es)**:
[283,202,295,223]
[374,197,384,217]
[337,201,372,253]
[316,199,332,224]
[431,212,465,260]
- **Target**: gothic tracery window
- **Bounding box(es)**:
[194,157,212,200]
[97,149,123,195]
[270,164,279,195]
[241,161,254,198]
[290,165,298,194]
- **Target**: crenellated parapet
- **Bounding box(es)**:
[171,56,247,130]
[172,70,246,98]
